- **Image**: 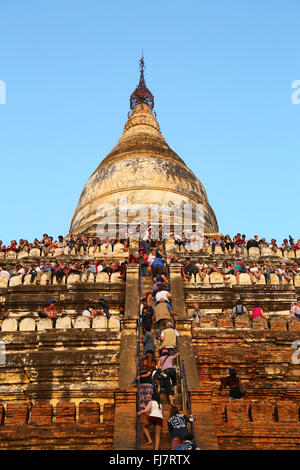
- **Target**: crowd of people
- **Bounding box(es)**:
[0,259,127,285]
[181,257,300,285]
[129,248,199,451]
[0,233,129,256]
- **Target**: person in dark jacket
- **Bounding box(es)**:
[167,406,194,450]
[219,367,245,400]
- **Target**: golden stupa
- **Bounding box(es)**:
[70,58,218,237]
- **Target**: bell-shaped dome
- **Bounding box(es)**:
[70,59,218,237]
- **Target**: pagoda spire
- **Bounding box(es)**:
[130,56,154,111]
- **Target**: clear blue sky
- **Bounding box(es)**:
[0,0,299,245]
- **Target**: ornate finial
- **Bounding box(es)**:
[130,56,154,111]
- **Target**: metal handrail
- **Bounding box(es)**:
[181,359,194,435]
[137,257,142,449]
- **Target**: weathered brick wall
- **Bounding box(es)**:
[213,399,300,449]
[0,401,115,449]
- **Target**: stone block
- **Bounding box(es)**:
[1,318,18,331]
[23,275,36,285]
[260,247,272,256]
[213,245,224,255]
[17,250,28,259]
[289,317,300,331]
[226,401,250,424]
[100,244,112,253]
[30,403,53,425]
[209,272,224,283]
[217,314,234,328]
[110,272,121,283]
[78,401,100,424]
[0,278,8,288]
[269,316,287,331]
[235,314,250,328]
[19,318,36,331]
[254,274,266,285]
[113,243,125,253]
[92,316,107,329]
[5,251,17,259]
[67,274,79,284]
[53,248,63,256]
[250,400,276,423]
[238,273,251,285]
[270,273,280,285]
[199,314,216,328]
[195,273,209,283]
[5,403,28,425]
[276,401,299,423]
[64,247,70,255]
[295,250,300,258]
[108,316,120,330]
[29,248,40,257]
[252,317,268,329]
[9,275,22,287]
[285,250,295,259]
[224,274,237,285]
[295,275,300,287]
[96,272,109,283]
[56,402,76,424]
[248,247,260,257]
[37,318,53,331]
[56,317,72,329]
[74,316,90,329]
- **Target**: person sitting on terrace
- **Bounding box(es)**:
[42,236,55,257]
[38,300,57,328]
[0,241,5,252]
[75,234,88,255]
[209,261,221,275]
[88,297,110,319]
[232,300,248,318]
[246,234,259,252]
[219,367,245,400]
[249,262,263,284]
[82,305,98,325]
[293,239,300,253]
[24,263,38,284]
[280,239,293,255]
[201,236,210,252]
[195,258,208,282]
[211,234,225,254]
[5,240,18,253]
[234,233,246,255]
[224,234,234,253]
[83,261,97,282]
[17,239,29,254]
[276,263,294,284]
[251,302,267,321]
[289,300,300,319]
[291,263,300,276]
[9,264,26,282]
[182,257,197,282]
[268,239,278,253]
[234,260,249,285]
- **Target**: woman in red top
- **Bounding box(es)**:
[251,302,267,320]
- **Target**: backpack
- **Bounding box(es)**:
[176,441,195,450]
